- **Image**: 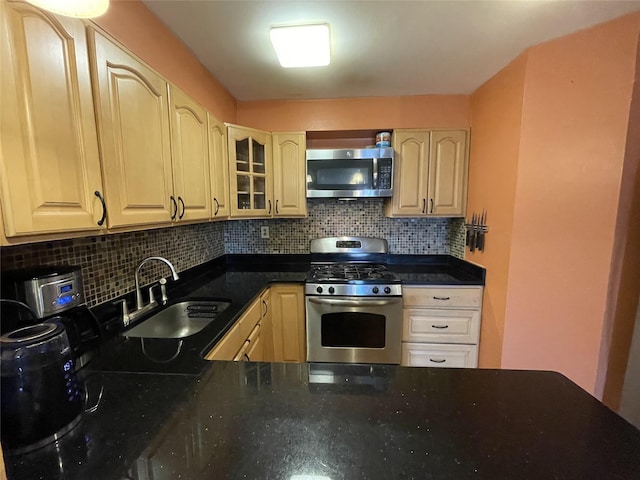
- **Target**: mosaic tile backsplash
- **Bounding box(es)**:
[0,222,225,307]
[0,200,465,307]
[226,199,465,256]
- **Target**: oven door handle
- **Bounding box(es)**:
[308,297,402,307]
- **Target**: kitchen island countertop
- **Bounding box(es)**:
[5,363,640,480]
[7,255,639,479]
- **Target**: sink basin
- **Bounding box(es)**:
[122,300,230,339]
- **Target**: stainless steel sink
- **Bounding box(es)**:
[122,300,230,339]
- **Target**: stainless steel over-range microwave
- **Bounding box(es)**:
[306,148,394,198]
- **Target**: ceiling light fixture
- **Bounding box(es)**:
[25,0,109,18]
[270,23,330,68]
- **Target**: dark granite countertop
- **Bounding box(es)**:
[86,254,483,375]
[5,363,640,480]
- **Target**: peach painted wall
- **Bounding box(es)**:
[237,95,469,132]
[91,0,237,122]
[501,13,640,394]
[600,40,640,408]
[466,54,528,369]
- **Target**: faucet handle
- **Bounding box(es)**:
[148,285,158,307]
[114,299,130,327]
[159,278,168,305]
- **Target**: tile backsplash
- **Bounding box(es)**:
[0,200,465,307]
[0,222,225,307]
[225,199,465,255]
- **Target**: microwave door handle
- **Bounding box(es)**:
[372,157,378,189]
[308,297,401,307]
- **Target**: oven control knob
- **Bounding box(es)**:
[372,287,379,294]
[316,286,323,294]
[328,287,335,294]
[384,287,391,294]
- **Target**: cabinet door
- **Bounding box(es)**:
[271,284,305,363]
[227,125,272,218]
[272,132,307,217]
[260,288,274,361]
[207,113,230,220]
[427,130,468,217]
[168,84,211,222]
[0,2,105,236]
[88,29,174,228]
[384,130,429,217]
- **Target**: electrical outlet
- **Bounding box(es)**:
[261,226,269,239]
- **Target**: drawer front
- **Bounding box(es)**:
[401,343,478,368]
[205,321,242,361]
[238,296,262,339]
[403,309,480,344]
[403,286,482,308]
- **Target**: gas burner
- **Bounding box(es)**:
[309,263,399,283]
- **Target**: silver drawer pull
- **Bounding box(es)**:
[431,324,449,329]
[433,296,451,301]
[429,358,446,363]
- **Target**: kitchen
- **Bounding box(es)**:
[1,0,639,478]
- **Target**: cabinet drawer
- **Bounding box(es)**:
[204,321,242,360]
[401,343,478,368]
[403,309,480,344]
[402,286,482,308]
[237,297,262,339]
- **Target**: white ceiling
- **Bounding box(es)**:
[141,0,640,101]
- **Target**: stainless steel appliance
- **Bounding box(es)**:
[1,266,101,368]
[306,148,394,198]
[0,266,103,453]
[305,237,402,364]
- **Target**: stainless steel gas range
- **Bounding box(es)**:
[305,237,402,364]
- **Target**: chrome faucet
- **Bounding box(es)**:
[134,256,179,310]
[121,256,180,326]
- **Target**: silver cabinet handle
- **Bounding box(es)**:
[308,297,402,307]
[429,358,446,363]
[267,199,272,215]
[432,296,451,301]
[431,324,449,329]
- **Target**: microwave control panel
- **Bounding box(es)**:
[378,158,393,189]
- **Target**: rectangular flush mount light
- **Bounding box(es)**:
[270,24,330,68]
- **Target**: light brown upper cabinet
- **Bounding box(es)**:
[88,28,174,228]
[207,114,230,220]
[0,1,106,237]
[167,84,211,222]
[385,129,469,218]
[227,124,273,218]
[272,132,307,217]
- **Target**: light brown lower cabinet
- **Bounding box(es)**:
[270,284,306,363]
[401,286,483,368]
[204,284,305,363]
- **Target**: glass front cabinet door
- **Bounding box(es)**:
[227,125,273,217]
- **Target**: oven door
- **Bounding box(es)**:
[306,296,402,364]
